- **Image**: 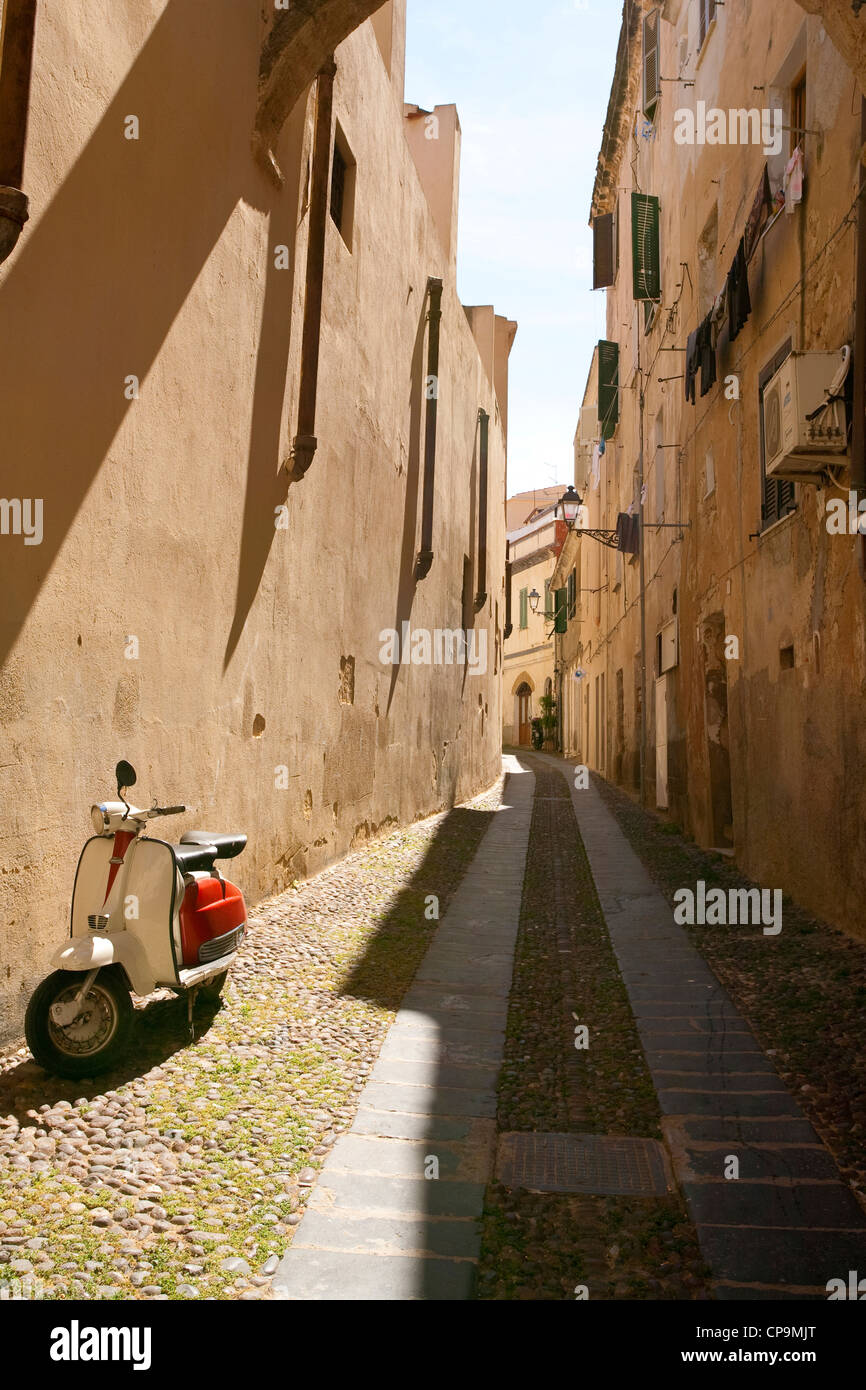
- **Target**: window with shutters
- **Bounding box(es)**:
[592,208,618,290]
[544,577,553,619]
[519,587,528,630]
[598,340,620,439]
[759,340,796,530]
[642,9,661,123]
[632,192,661,302]
[567,569,577,620]
[698,0,717,52]
[554,588,568,635]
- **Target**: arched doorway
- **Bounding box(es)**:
[516,682,532,746]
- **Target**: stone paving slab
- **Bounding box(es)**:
[272,1249,475,1300]
[273,757,534,1301]
[677,1144,841,1181]
[309,1172,487,1219]
[293,1211,482,1259]
[321,1133,491,1182]
[369,1057,501,1091]
[350,1108,485,1143]
[377,1031,504,1066]
[533,752,866,1299]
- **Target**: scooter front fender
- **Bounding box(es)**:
[51,933,154,997]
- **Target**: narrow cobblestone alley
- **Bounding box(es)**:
[273,753,866,1301]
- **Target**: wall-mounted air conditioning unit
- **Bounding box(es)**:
[763,351,849,481]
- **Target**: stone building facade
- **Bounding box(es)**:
[566,0,866,938]
[0,0,514,1037]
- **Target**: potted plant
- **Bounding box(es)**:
[539,693,557,750]
[530,717,544,750]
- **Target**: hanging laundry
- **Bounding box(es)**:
[640,483,648,505]
[783,145,804,214]
[698,314,717,397]
[685,326,699,405]
[726,236,751,342]
[744,165,773,262]
[710,285,728,351]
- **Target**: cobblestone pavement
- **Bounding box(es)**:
[5,748,863,1302]
[0,778,502,1301]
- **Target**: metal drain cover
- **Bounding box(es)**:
[496,1132,673,1197]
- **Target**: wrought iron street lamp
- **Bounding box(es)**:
[554,485,583,528]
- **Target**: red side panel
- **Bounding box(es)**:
[179,878,246,967]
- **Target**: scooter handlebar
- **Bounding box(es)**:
[151,805,186,817]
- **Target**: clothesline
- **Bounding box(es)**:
[683,149,804,405]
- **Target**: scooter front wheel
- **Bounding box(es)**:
[25,968,133,1079]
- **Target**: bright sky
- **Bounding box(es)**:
[404,0,623,497]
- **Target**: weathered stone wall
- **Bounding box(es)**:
[580,0,866,938]
[0,1,509,1038]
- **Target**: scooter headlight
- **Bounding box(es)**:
[91,804,109,834]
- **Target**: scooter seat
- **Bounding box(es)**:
[180,830,247,860]
[171,841,218,873]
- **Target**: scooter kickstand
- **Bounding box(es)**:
[187,989,196,1043]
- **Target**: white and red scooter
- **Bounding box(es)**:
[25,760,248,1078]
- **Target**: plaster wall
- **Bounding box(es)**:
[0,2,510,1037]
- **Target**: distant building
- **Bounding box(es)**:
[502,505,567,747]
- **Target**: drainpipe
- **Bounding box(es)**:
[0,0,38,266]
[415,276,444,580]
[287,57,336,482]
[475,408,489,608]
[504,542,513,639]
[853,96,866,580]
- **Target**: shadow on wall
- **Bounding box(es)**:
[0,0,294,670]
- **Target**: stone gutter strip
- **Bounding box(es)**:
[533,752,866,1300]
[272,756,534,1300]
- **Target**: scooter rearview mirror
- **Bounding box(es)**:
[115,759,137,793]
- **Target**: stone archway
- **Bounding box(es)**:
[510,671,535,747]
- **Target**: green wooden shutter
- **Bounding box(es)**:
[632,192,661,301]
[567,570,577,619]
[598,339,620,439]
[593,212,617,289]
[554,587,568,634]
[519,587,528,629]
[642,9,660,121]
